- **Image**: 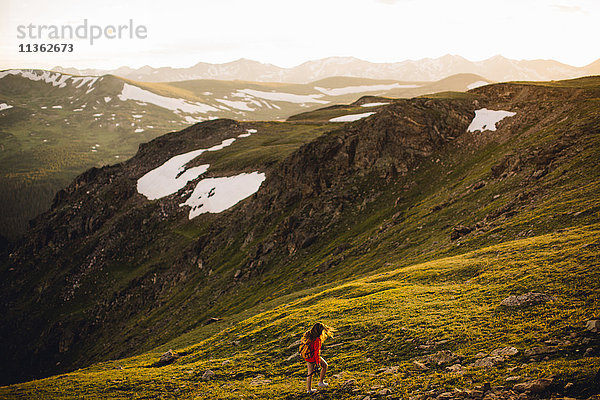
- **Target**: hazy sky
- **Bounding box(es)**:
[1,0,598,70]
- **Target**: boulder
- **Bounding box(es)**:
[413,360,428,371]
[425,350,460,366]
[523,346,556,357]
[500,292,555,307]
[446,364,464,374]
[490,346,519,357]
[513,378,553,393]
[202,369,215,380]
[586,320,600,333]
[472,356,505,368]
[451,225,472,240]
[158,349,177,365]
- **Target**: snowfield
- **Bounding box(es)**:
[467,81,489,90]
[329,112,376,122]
[468,108,516,132]
[137,138,237,200]
[138,130,263,218]
[118,83,218,114]
[181,172,266,219]
[71,76,98,89]
[216,99,254,111]
[360,102,389,107]
[236,89,328,104]
[314,83,419,96]
[0,69,98,89]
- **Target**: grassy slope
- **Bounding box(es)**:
[1,225,598,399]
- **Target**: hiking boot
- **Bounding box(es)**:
[307,388,317,394]
[318,382,329,387]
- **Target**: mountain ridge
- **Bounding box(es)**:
[0,69,491,239]
[52,54,600,83]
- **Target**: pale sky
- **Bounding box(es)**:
[1,0,598,70]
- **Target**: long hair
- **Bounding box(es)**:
[301,322,335,344]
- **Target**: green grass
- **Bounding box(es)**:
[1,224,598,399]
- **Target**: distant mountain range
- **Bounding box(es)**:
[53,55,600,83]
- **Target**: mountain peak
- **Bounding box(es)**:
[45,55,590,83]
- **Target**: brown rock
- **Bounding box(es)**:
[201,369,215,380]
[159,349,177,364]
[451,225,472,240]
[513,378,553,393]
[586,320,600,332]
[500,292,555,307]
[413,360,428,370]
[490,346,519,357]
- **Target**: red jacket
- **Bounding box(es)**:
[306,337,321,364]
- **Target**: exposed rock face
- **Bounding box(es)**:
[500,292,556,307]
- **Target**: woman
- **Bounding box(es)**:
[299,322,335,394]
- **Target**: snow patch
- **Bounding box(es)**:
[467,108,516,132]
[137,138,237,200]
[0,103,13,111]
[237,128,257,138]
[329,112,376,122]
[0,69,73,88]
[237,89,327,104]
[52,105,63,109]
[118,83,218,114]
[216,98,254,111]
[360,102,389,107]
[134,128,144,133]
[467,81,489,90]
[184,116,205,124]
[181,172,266,219]
[71,76,98,89]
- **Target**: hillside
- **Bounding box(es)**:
[0,70,489,239]
[53,55,600,83]
[1,77,599,399]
